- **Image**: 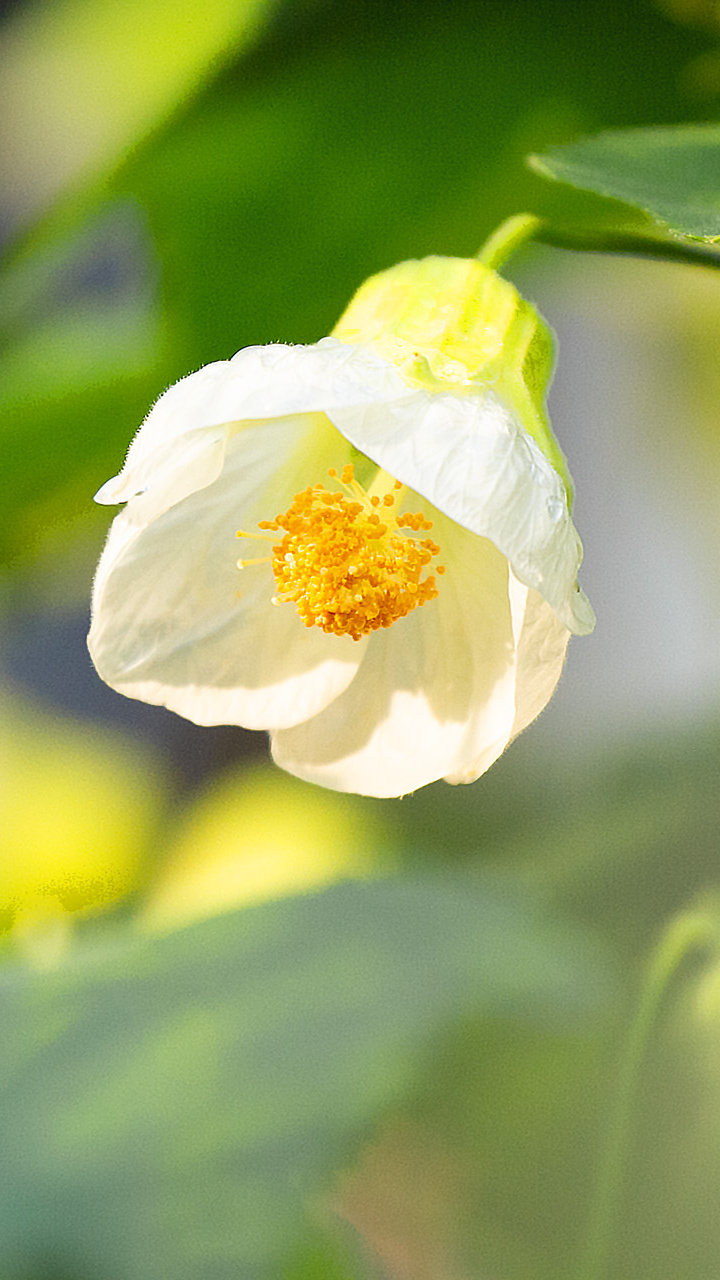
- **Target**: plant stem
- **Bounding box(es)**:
[476,213,543,270]
[477,213,720,273]
[577,905,720,1280]
[536,225,720,271]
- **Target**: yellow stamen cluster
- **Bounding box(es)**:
[238,464,444,641]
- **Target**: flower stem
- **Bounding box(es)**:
[475,213,543,271]
[577,903,720,1280]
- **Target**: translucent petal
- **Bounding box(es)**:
[507,572,571,739]
[89,413,367,729]
[97,339,409,509]
[271,509,521,797]
[95,424,228,525]
[327,387,595,636]
[444,572,569,785]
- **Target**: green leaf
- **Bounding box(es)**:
[530,124,720,246]
[0,877,608,1279]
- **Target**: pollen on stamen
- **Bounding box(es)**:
[237,556,272,569]
[236,463,443,641]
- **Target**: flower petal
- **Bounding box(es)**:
[443,572,569,784]
[95,424,228,525]
[97,339,410,510]
[271,509,522,797]
[89,412,367,729]
[327,386,595,636]
[507,572,571,739]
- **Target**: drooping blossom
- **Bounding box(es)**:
[88,256,594,796]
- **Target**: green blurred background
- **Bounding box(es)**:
[2,0,720,1276]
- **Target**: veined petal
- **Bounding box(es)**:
[95,424,228,525]
[271,509,520,797]
[507,571,571,739]
[89,412,367,729]
[98,339,410,509]
[327,387,595,636]
[444,572,570,785]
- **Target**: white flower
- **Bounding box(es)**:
[88,256,594,797]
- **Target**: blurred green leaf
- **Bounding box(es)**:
[393,720,720,956]
[116,0,708,366]
[0,204,166,567]
[630,921,720,1280]
[0,0,279,231]
[0,690,165,927]
[1,0,709,568]
[529,125,720,257]
[0,877,607,1279]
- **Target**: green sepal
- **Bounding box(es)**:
[332,255,572,501]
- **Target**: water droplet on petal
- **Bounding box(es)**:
[546,496,565,523]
